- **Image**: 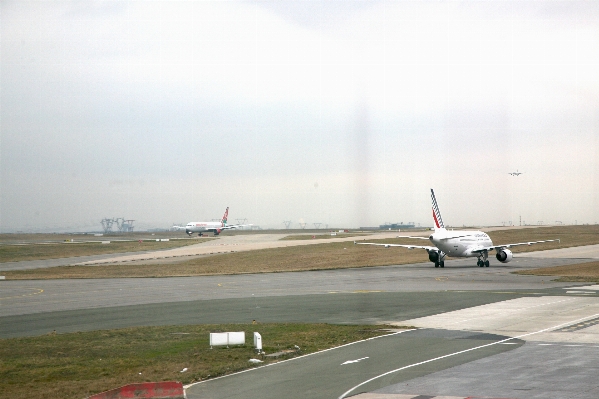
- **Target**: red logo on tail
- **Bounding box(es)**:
[221,207,229,226]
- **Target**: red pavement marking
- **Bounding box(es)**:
[87,381,184,399]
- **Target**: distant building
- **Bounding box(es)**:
[359,222,416,230]
[379,222,415,230]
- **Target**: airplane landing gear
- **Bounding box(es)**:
[429,250,446,269]
[477,251,490,267]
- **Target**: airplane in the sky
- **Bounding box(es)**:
[355,189,559,268]
[179,207,251,236]
[509,170,523,176]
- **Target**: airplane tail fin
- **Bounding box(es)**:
[430,189,446,232]
[221,207,229,227]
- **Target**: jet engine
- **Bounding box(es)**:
[495,248,513,263]
[214,229,222,236]
[428,250,446,263]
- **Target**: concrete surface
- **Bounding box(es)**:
[374,342,599,399]
[397,296,599,343]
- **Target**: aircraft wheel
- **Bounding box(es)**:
[477,260,483,267]
[440,261,445,268]
[434,262,439,268]
[484,260,490,267]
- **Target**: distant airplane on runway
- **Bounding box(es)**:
[509,170,523,176]
[355,189,559,268]
[176,207,252,236]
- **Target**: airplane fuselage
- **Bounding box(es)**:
[429,230,493,258]
[185,222,223,235]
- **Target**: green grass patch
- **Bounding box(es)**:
[0,323,408,399]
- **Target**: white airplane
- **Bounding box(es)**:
[355,189,559,268]
[509,170,523,176]
[179,207,251,236]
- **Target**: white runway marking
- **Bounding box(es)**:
[342,357,369,365]
[338,311,599,399]
[566,285,599,290]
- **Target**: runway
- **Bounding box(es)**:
[0,231,396,271]
[1,239,599,398]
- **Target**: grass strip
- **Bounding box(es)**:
[0,323,408,399]
[0,239,210,263]
[514,260,599,282]
[487,225,599,251]
[2,240,424,279]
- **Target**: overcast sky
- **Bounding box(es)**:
[1,1,598,232]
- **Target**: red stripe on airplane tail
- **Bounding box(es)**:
[432,208,441,229]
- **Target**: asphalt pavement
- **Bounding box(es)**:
[2,239,599,398]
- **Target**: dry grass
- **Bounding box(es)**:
[3,225,596,280]
[514,261,599,282]
[0,323,405,399]
[3,241,425,279]
[280,233,370,240]
[0,239,210,263]
[486,225,599,253]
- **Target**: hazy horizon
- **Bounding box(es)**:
[2,1,598,233]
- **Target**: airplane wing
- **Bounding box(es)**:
[355,241,437,251]
[396,235,430,240]
[469,239,560,253]
[398,233,473,240]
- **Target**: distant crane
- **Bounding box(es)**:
[101,218,114,234]
[101,217,134,234]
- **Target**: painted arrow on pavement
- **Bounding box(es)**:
[341,357,369,365]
